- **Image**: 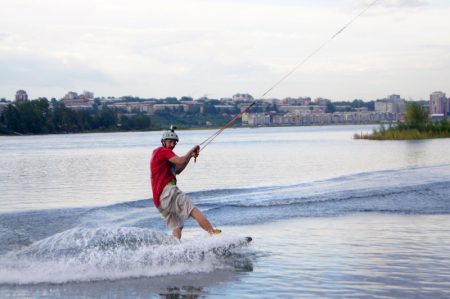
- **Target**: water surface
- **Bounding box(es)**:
[1,125,449,298]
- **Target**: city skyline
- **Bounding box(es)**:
[1,0,449,101]
[2,88,447,103]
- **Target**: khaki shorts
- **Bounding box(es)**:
[158,184,195,230]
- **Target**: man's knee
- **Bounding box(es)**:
[190,207,200,218]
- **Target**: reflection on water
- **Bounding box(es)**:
[0,265,253,298]
[402,140,430,166]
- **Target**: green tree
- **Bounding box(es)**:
[94,107,118,130]
[164,97,179,104]
[2,104,21,133]
[265,103,279,113]
[0,99,51,134]
[203,100,219,114]
[351,99,365,108]
[404,102,428,128]
[51,102,70,132]
[326,102,336,113]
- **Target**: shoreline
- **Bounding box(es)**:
[0,123,380,137]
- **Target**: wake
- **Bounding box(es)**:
[0,227,252,285]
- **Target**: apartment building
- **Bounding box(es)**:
[430,91,448,116]
[15,90,28,102]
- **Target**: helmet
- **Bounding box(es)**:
[161,125,179,142]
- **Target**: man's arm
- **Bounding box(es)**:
[169,145,200,174]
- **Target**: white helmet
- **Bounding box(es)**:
[161,125,179,143]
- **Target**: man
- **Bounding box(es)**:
[150,125,221,239]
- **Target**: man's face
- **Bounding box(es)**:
[163,139,177,149]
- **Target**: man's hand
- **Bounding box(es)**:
[170,145,200,174]
[192,145,200,158]
[192,145,200,162]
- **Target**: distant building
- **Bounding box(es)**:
[375,100,395,113]
[247,113,270,126]
[214,105,235,112]
[279,105,325,114]
[244,110,400,127]
[83,90,94,99]
[232,93,254,102]
[219,98,233,105]
[281,97,296,105]
[335,105,351,112]
[63,91,78,100]
[387,94,401,101]
[62,91,94,110]
[281,97,311,106]
[430,114,446,122]
[315,97,330,106]
[278,105,311,113]
[108,101,157,114]
[263,98,282,106]
[182,101,203,113]
[430,91,448,116]
[153,104,183,112]
[105,100,202,115]
[375,94,406,114]
[15,90,28,102]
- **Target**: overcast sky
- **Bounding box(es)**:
[1,0,449,101]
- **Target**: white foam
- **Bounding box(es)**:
[0,227,250,284]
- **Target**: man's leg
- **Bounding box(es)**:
[190,208,214,232]
[172,226,182,239]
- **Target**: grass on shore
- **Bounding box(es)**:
[354,121,450,140]
[356,102,450,140]
[354,128,450,140]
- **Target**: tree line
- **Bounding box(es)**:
[0,98,155,135]
[0,98,236,135]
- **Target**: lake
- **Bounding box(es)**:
[1,125,450,298]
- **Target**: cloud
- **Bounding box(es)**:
[378,0,428,8]
[0,50,115,89]
[0,32,9,41]
[0,0,448,100]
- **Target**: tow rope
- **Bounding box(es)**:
[197,0,379,154]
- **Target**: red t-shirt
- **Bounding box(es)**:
[150,147,176,207]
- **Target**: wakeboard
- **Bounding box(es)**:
[205,236,252,256]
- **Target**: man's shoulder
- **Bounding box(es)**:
[154,146,174,154]
[152,146,163,154]
[152,147,175,159]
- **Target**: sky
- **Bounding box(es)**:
[0,0,449,101]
